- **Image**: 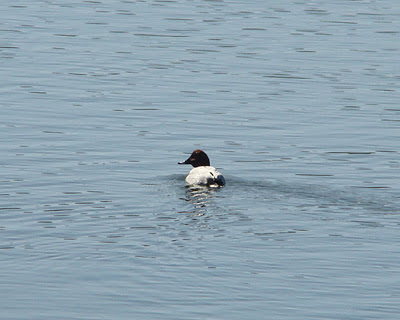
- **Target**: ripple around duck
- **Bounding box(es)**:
[159,172,399,227]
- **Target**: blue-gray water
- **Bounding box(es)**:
[1,1,400,319]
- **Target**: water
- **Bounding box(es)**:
[1,1,399,319]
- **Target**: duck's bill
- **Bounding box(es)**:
[178,158,191,165]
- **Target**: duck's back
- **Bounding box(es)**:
[186,166,225,187]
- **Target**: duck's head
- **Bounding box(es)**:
[178,149,210,167]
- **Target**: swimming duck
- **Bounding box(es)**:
[178,149,225,187]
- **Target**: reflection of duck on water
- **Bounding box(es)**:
[183,186,217,217]
[178,150,225,187]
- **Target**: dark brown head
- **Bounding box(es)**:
[178,149,211,167]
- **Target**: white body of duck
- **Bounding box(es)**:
[178,149,225,187]
[185,166,225,187]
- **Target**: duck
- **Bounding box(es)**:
[178,149,225,187]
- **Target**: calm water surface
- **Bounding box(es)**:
[1,1,400,319]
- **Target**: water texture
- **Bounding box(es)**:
[1,1,399,319]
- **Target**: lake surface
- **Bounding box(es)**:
[1,1,400,319]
